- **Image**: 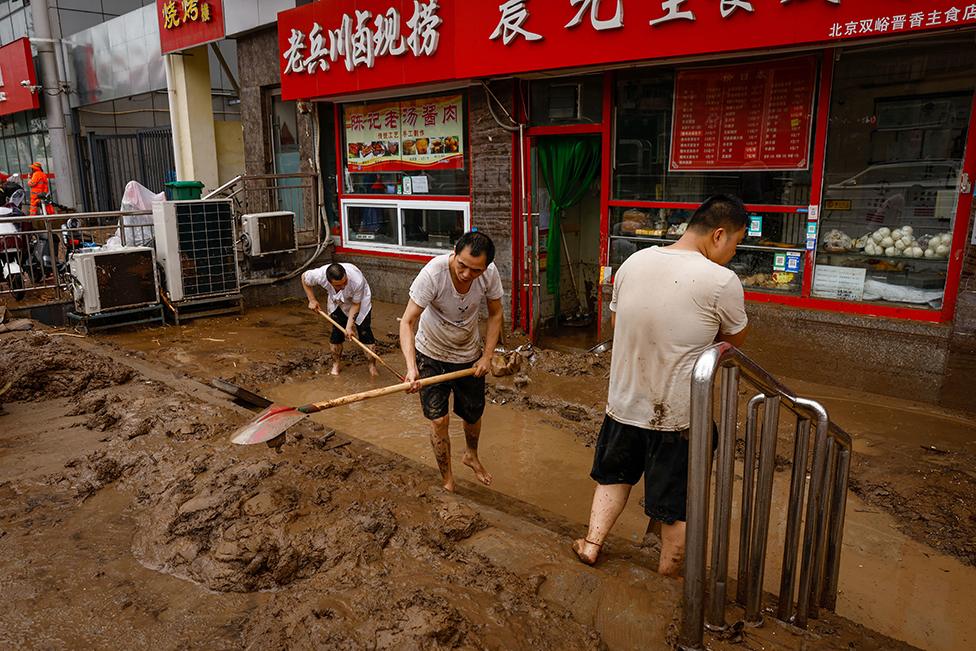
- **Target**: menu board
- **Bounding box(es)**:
[345,94,464,172]
[670,57,816,172]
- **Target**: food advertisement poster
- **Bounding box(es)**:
[345,95,464,172]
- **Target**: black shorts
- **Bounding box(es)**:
[328,307,376,345]
[416,351,486,424]
[590,414,717,525]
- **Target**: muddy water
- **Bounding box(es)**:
[266,365,976,651]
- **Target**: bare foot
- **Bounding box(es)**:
[369,364,379,378]
[462,452,492,486]
[572,538,601,566]
[330,363,340,376]
[441,476,456,492]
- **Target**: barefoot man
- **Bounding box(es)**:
[302,262,379,378]
[573,195,750,575]
[399,231,504,492]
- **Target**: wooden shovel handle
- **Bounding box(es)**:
[316,308,405,381]
[297,368,477,414]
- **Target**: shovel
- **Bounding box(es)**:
[230,368,477,445]
[316,309,405,381]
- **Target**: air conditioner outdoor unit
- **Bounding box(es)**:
[241,211,297,256]
[69,246,159,315]
[152,200,240,302]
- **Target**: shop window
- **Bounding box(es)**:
[815,37,975,310]
[609,206,807,295]
[613,68,813,205]
[341,92,470,197]
[529,74,603,126]
[341,199,470,255]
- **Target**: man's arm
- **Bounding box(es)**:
[399,299,425,391]
[345,302,361,337]
[473,298,503,378]
[717,326,748,349]
[301,277,320,312]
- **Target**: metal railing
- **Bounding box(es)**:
[203,172,323,244]
[680,343,851,651]
[0,210,154,300]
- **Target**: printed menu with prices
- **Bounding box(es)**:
[670,57,816,172]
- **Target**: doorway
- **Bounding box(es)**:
[529,135,602,349]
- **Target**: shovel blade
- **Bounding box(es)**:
[230,404,307,445]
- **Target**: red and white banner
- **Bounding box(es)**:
[345,94,464,172]
[670,57,817,172]
[279,0,976,100]
[158,0,225,55]
[0,38,39,117]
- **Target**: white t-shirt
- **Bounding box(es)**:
[607,246,748,431]
[302,262,372,325]
[410,253,504,364]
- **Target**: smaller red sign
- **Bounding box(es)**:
[0,38,39,117]
[158,0,225,55]
[670,57,817,172]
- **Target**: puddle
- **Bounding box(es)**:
[267,365,976,651]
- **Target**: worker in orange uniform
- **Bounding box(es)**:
[27,162,49,216]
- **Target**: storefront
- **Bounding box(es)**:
[273,1,976,353]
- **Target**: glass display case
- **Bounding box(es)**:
[814,36,974,309]
[609,207,807,295]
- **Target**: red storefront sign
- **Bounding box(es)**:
[0,38,39,117]
[670,57,817,172]
[157,0,225,55]
[279,0,976,100]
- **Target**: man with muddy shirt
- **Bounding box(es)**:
[399,232,504,492]
[302,262,378,378]
[574,195,749,575]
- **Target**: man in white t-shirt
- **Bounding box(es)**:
[573,195,750,576]
[302,262,377,377]
[399,231,504,492]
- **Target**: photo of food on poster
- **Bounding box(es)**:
[344,95,464,172]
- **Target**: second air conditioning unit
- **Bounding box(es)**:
[241,211,297,256]
[153,200,240,302]
[68,246,159,315]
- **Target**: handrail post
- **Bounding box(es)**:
[744,394,781,625]
[679,344,726,651]
[736,394,764,606]
[794,402,830,628]
[706,365,739,631]
[777,416,811,622]
[821,444,850,611]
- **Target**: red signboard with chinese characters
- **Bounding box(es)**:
[0,38,39,117]
[158,0,225,55]
[670,57,816,171]
[345,95,464,171]
[279,0,976,100]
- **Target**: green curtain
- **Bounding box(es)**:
[537,136,600,296]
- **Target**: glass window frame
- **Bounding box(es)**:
[339,197,471,256]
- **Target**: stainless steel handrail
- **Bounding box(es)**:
[680,343,851,651]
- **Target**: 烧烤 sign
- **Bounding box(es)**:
[158,0,225,55]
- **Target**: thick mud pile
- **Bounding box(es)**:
[0,333,605,649]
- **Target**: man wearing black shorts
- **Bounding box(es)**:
[399,232,504,492]
[574,195,750,575]
[302,262,378,377]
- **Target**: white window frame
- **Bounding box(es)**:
[340,197,471,256]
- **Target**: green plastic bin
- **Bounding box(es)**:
[165,180,205,200]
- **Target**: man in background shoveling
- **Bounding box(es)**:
[302,262,378,378]
[399,231,504,492]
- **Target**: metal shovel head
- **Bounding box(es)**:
[230,404,308,445]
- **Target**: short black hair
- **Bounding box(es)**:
[687,195,749,234]
[454,231,495,264]
[326,263,346,282]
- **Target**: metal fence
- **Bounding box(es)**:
[680,343,851,650]
[0,210,154,301]
[87,128,175,212]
